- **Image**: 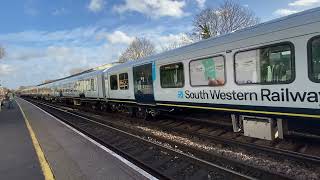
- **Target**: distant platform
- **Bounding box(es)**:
[0,98,155,180]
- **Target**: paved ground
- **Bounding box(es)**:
[16,98,151,180]
[0,101,44,180]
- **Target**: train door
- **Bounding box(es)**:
[103,72,110,99]
[133,63,155,104]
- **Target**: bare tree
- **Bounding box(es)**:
[193,8,219,39]
[193,0,259,40]
[0,45,5,59]
[161,34,193,52]
[118,37,156,63]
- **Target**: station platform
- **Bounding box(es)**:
[0,100,43,180]
[0,98,154,180]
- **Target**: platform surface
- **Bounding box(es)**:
[16,98,150,180]
[0,101,44,180]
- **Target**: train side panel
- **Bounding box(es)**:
[153,23,320,119]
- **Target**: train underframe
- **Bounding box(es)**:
[22,94,320,141]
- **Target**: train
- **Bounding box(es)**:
[21,7,320,140]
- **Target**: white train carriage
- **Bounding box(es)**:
[104,8,320,140]
[76,70,105,100]
[20,86,39,98]
[37,83,54,100]
[23,7,320,140]
[45,69,106,106]
[109,8,320,116]
[49,81,60,98]
[105,60,156,113]
[106,61,151,102]
[58,77,80,98]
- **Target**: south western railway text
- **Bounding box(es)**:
[184,89,320,103]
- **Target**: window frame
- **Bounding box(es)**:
[189,55,226,87]
[119,72,129,90]
[110,74,118,90]
[307,35,320,83]
[233,42,295,86]
[160,62,185,88]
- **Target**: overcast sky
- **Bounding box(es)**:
[0,0,319,88]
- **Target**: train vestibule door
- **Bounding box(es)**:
[133,63,155,104]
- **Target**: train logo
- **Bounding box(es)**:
[177,90,184,99]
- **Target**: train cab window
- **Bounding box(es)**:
[190,56,225,86]
[110,75,118,90]
[160,63,184,88]
[235,44,294,85]
[119,73,129,90]
[308,36,320,82]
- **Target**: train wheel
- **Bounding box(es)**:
[126,107,135,118]
[110,104,117,112]
[148,108,160,121]
[136,107,149,120]
[100,103,107,112]
[91,103,97,111]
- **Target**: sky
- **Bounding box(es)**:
[0,0,319,89]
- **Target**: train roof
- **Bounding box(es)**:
[36,63,117,87]
[37,69,95,87]
[30,7,320,85]
[108,6,320,71]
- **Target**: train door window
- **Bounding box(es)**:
[119,73,129,90]
[235,43,294,85]
[104,75,108,91]
[308,36,320,83]
[133,63,154,101]
[190,56,225,86]
[74,82,78,92]
[85,79,90,91]
[83,80,86,91]
[76,81,80,92]
[90,79,95,91]
[110,75,118,90]
[160,63,184,88]
[79,80,84,92]
[83,80,87,91]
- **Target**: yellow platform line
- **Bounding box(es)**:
[17,101,55,180]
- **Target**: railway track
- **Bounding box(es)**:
[114,110,320,165]
[69,110,320,179]
[54,99,320,166]
[24,98,293,180]
[153,116,320,164]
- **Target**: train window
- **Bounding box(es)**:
[308,36,320,83]
[160,63,184,88]
[94,78,97,91]
[119,73,129,90]
[190,56,225,86]
[86,79,91,91]
[235,43,294,85]
[110,75,118,90]
[90,79,96,91]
